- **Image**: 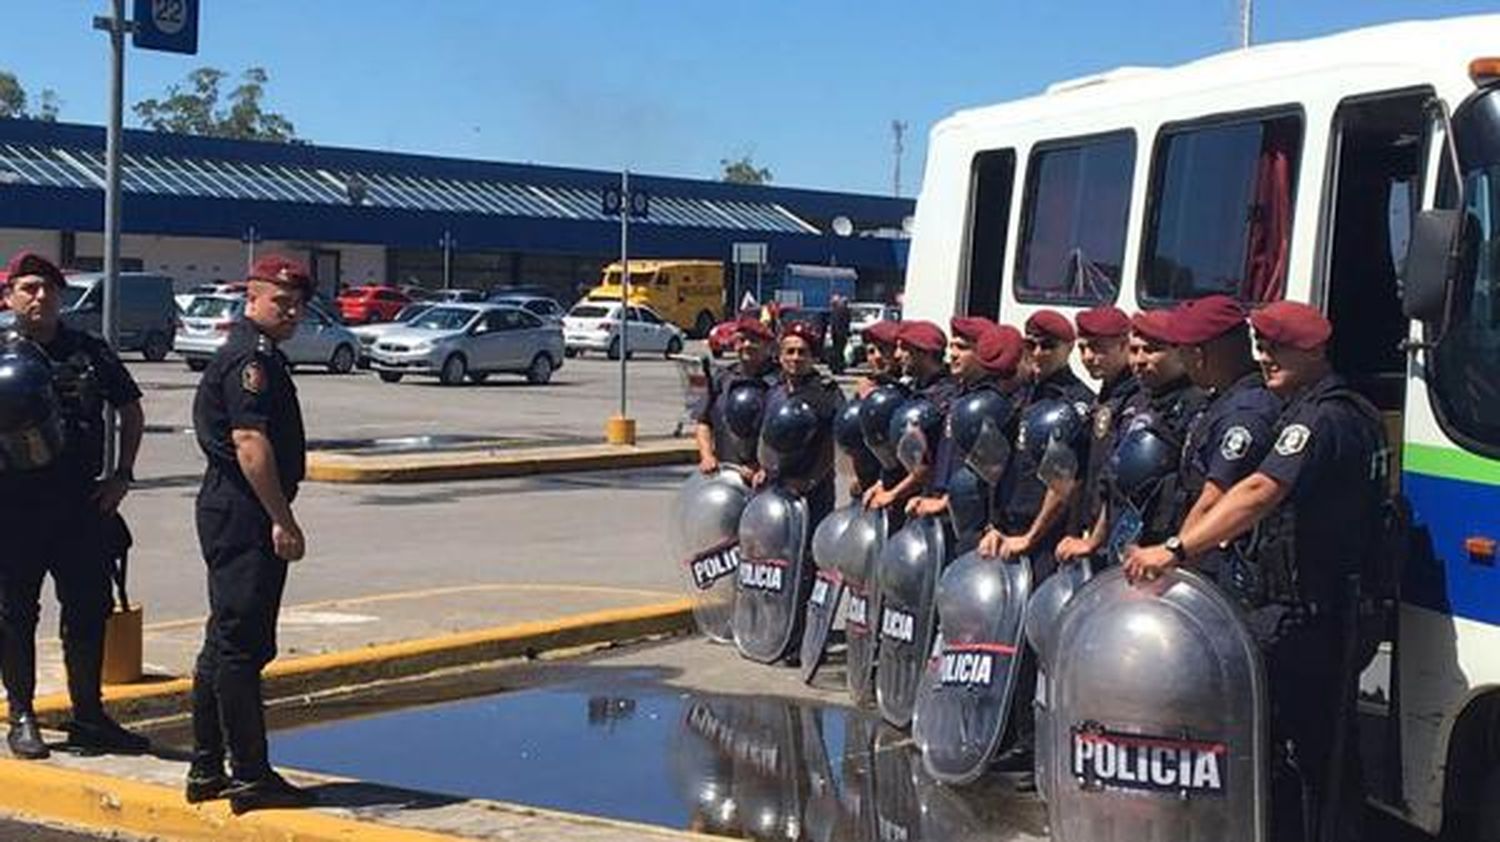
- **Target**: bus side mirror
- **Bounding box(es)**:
[1402,209,1460,325]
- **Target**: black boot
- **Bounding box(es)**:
[187,655,229,802]
[185,760,233,804]
[65,714,150,754]
[7,712,48,760]
[226,771,316,814]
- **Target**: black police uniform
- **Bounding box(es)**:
[0,326,139,729]
[1177,372,1282,577]
[189,320,306,786]
[1099,376,1208,552]
[1232,372,1385,842]
[930,377,1008,555]
[995,366,1094,554]
[695,361,780,467]
[1073,370,1141,535]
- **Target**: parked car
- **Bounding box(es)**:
[707,319,740,357]
[336,285,411,324]
[174,282,243,312]
[51,273,178,361]
[487,292,564,324]
[563,301,686,359]
[433,288,486,303]
[400,285,441,302]
[367,303,564,386]
[845,302,902,365]
[349,302,434,367]
[174,294,361,374]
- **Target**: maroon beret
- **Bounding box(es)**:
[950,316,997,344]
[862,319,901,347]
[977,325,1024,377]
[1172,295,1247,346]
[248,254,313,293]
[1249,301,1332,351]
[734,315,774,342]
[1074,306,1130,339]
[1024,309,1076,343]
[3,251,66,289]
[780,319,823,347]
[897,320,947,354]
[1130,309,1178,345]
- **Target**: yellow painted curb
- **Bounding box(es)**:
[0,757,475,841]
[22,599,696,724]
[306,441,697,483]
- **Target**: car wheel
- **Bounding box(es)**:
[526,353,554,385]
[378,371,403,383]
[439,353,468,386]
[328,344,356,374]
[607,337,621,360]
[186,358,208,372]
[693,311,716,339]
[666,336,683,358]
[141,331,170,362]
[564,347,579,359]
[468,371,490,384]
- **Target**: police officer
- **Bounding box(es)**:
[1125,301,1385,842]
[0,252,150,759]
[855,320,902,398]
[1057,305,1138,546]
[863,320,954,513]
[694,316,778,477]
[755,320,845,663]
[186,255,315,812]
[1164,295,1283,578]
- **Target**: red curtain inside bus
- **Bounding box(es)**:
[1243,124,1297,303]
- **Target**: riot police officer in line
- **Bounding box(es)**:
[905,316,1000,520]
[1059,305,1138,542]
[862,320,953,512]
[1125,301,1385,842]
[694,316,778,477]
[855,319,903,398]
[979,309,1095,563]
[186,255,315,813]
[1058,309,1207,562]
[0,252,150,759]
[1163,295,1283,577]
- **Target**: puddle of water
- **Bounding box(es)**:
[269,677,1048,841]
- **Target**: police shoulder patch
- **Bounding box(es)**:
[1093,405,1113,440]
[1219,425,1253,461]
[241,360,266,395]
[1274,423,1311,456]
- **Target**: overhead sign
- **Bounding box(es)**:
[132,0,200,55]
[732,242,767,265]
[601,186,650,219]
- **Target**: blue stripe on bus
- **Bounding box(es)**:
[1402,470,1500,625]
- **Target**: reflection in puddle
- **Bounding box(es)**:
[270,679,1047,840]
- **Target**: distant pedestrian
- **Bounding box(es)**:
[829,296,851,374]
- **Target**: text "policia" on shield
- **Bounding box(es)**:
[1071,723,1227,795]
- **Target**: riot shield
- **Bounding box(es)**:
[671,468,752,643]
[945,464,990,555]
[912,550,1033,784]
[734,485,812,663]
[1049,567,1267,842]
[834,508,887,705]
[1025,558,1094,802]
[875,515,946,728]
[800,503,859,683]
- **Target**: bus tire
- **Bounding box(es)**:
[1442,692,1500,841]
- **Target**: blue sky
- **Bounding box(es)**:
[4,2,1497,196]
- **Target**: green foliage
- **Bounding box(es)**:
[721,154,772,185]
[134,66,296,142]
[0,70,60,121]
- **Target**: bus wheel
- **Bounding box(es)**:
[1443,693,1500,841]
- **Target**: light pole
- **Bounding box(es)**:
[93,0,128,478]
[242,224,262,273]
[439,230,457,289]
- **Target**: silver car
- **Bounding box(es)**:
[367,303,565,385]
[350,302,434,367]
[174,294,361,374]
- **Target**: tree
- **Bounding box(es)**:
[721,154,772,185]
[134,66,297,142]
[0,70,60,121]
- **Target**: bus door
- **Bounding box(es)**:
[1320,87,1433,806]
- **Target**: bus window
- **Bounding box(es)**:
[963,149,1015,318]
[1139,113,1302,304]
[1014,131,1134,306]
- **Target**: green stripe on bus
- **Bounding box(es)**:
[1404,442,1500,486]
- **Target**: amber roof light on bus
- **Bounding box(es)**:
[1469,58,1500,84]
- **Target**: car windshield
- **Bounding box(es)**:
[185,297,241,318]
[407,307,474,331]
[569,304,614,319]
[394,304,432,322]
[60,285,89,308]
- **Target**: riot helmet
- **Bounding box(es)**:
[759,398,819,477]
[723,383,767,442]
[859,385,906,471]
[835,399,881,491]
[0,334,63,472]
[1018,399,1085,490]
[1107,415,1179,506]
[888,398,943,474]
[949,388,1016,486]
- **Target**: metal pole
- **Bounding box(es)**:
[619,169,630,417]
[97,0,127,477]
[1238,0,1252,48]
[244,225,259,273]
[441,230,453,289]
[755,261,763,308]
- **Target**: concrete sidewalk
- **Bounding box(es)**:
[307,437,698,483]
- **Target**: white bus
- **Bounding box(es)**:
[900,14,1500,839]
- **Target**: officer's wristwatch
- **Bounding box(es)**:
[1165,535,1188,563]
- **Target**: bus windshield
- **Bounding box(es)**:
[1432,88,1500,453]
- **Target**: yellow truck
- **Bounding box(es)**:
[585,259,723,337]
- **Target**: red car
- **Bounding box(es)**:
[337,285,410,324]
[708,320,741,358]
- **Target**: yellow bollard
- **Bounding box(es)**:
[605,415,638,446]
[102,604,143,685]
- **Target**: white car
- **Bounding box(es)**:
[367,303,565,386]
[174,294,361,373]
[563,301,686,359]
[845,302,902,364]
